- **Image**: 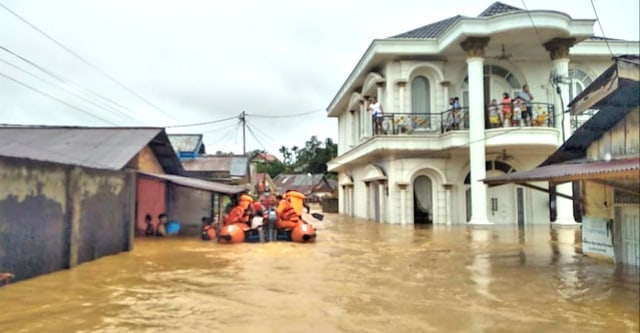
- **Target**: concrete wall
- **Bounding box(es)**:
[0,156,135,283]
[167,185,212,234]
[126,145,165,174]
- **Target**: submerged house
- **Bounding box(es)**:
[273,174,337,201]
[183,154,251,186]
[0,126,242,281]
[326,2,639,225]
[485,56,639,265]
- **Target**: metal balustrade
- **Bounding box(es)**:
[370,103,555,136]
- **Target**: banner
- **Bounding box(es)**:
[582,215,614,260]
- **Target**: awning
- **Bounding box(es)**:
[138,172,245,194]
[483,157,640,186]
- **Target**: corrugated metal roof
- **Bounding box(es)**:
[543,57,639,166]
[139,172,244,194]
[182,155,249,176]
[0,126,182,173]
[484,157,640,185]
[168,134,203,153]
[273,174,335,194]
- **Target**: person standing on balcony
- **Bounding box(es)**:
[488,99,501,128]
[501,93,512,127]
[368,96,384,135]
[518,84,534,126]
[513,97,524,127]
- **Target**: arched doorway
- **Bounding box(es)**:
[464,160,522,224]
[413,175,433,224]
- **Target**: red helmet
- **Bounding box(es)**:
[218,224,245,244]
[291,223,316,243]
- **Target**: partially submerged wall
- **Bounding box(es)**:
[0,156,135,283]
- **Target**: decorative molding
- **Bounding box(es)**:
[543,38,576,60]
[460,37,490,58]
[440,81,451,87]
[443,184,453,190]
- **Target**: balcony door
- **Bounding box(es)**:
[462,65,521,127]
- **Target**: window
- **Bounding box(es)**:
[568,69,594,100]
[411,76,430,114]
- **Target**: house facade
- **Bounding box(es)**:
[485,56,639,265]
[326,2,639,225]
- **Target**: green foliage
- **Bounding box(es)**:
[259,136,337,179]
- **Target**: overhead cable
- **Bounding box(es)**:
[0,2,177,121]
[0,71,117,125]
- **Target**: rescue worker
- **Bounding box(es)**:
[259,188,275,210]
[200,216,216,241]
[223,192,254,230]
[276,190,307,230]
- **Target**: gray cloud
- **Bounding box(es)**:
[1,0,637,156]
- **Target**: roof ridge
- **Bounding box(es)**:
[478,1,523,17]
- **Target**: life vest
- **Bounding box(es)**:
[201,225,216,241]
[224,206,245,225]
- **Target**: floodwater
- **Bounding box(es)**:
[1,214,639,333]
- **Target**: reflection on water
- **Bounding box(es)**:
[1,215,638,333]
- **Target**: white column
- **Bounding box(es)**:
[359,101,366,141]
[553,58,572,140]
[398,81,407,114]
[363,97,371,138]
[441,81,450,110]
[378,182,385,222]
[467,56,490,225]
[545,38,578,226]
[399,184,407,224]
[444,184,453,225]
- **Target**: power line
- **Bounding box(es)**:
[0,45,142,122]
[245,121,270,153]
[0,71,117,125]
[0,2,177,121]
[0,57,139,123]
[246,108,324,118]
[245,117,283,148]
[589,0,614,57]
[166,115,239,128]
[520,0,543,44]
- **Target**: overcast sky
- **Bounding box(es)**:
[1,0,638,157]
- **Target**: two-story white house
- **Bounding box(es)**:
[326,2,639,225]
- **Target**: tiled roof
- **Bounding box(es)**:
[389,2,524,40]
[390,15,462,39]
[478,2,522,17]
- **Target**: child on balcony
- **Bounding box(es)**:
[512,97,523,127]
[489,99,501,128]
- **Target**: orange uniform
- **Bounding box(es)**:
[223,194,254,230]
[276,198,300,229]
[276,190,306,230]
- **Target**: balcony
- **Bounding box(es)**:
[374,103,556,135]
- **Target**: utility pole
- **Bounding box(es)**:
[240,110,246,155]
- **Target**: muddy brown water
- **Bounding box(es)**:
[0,213,638,333]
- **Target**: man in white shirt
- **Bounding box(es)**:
[368,96,384,135]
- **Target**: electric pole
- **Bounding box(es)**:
[240,110,246,155]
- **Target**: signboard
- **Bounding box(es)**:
[582,215,615,260]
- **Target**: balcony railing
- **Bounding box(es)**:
[372,103,555,135]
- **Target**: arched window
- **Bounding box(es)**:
[411,76,430,114]
[568,69,594,100]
